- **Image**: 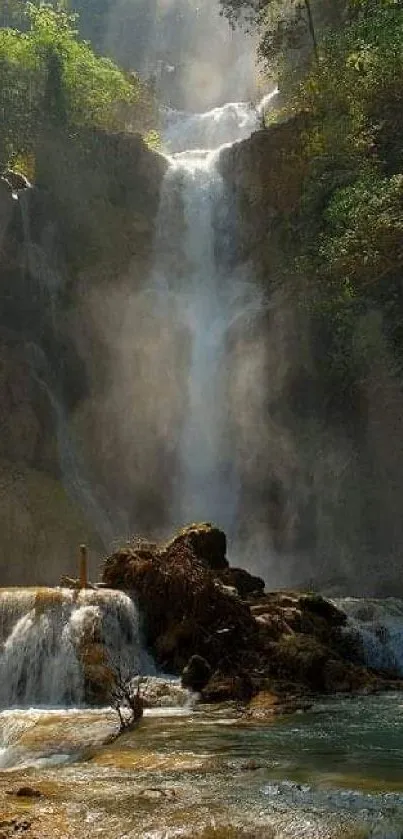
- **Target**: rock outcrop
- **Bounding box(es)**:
[103,524,258,675]
[102,523,400,704]
[0,129,167,584]
[218,114,310,272]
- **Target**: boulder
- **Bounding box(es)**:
[201,671,254,703]
[6,786,42,798]
[298,593,347,627]
[166,522,228,570]
[103,527,257,673]
[181,655,211,692]
[218,567,265,598]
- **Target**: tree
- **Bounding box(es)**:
[109,667,144,732]
[220,0,346,80]
[0,3,158,172]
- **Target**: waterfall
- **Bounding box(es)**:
[163,101,260,153]
[335,598,403,676]
[18,188,64,324]
[150,98,272,528]
[0,588,142,708]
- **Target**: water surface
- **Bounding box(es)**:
[0,694,402,838]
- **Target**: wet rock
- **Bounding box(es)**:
[268,635,331,691]
[298,593,346,627]
[141,676,191,708]
[202,671,254,703]
[218,115,311,263]
[3,170,31,191]
[218,567,265,598]
[245,689,313,719]
[6,787,42,798]
[181,655,212,692]
[139,787,177,801]
[103,524,402,704]
[322,658,380,694]
[0,818,32,838]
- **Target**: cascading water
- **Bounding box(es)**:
[18,188,64,324]
[0,588,142,708]
[152,99,273,527]
[163,101,260,153]
[335,597,403,676]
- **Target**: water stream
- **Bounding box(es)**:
[0,695,402,837]
[150,100,271,528]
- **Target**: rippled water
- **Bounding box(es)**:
[0,693,402,838]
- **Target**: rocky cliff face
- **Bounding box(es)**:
[0,131,166,584]
[219,115,310,276]
[218,117,403,596]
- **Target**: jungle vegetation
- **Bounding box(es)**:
[0,1,158,174]
[219,0,403,407]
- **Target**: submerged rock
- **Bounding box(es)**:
[0,818,32,837]
[6,786,42,798]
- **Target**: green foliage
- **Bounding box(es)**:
[0,2,157,171]
[220,0,346,81]
[321,172,403,287]
[27,3,132,127]
[246,0,403,401]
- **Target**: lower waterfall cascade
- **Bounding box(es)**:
[335,597,403,676]
[0,588,142,708]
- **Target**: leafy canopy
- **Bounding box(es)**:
[0,2,150,168]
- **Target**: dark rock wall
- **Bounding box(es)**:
[218,119,403,596]
[0,132,167,584]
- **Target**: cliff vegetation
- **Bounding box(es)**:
[218,0,403,591]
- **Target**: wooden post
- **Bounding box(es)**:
[79,544,88,589]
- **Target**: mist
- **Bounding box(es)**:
[100,0,258,109]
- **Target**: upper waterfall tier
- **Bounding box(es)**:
[0,588,142,708]
[162,90,278,154]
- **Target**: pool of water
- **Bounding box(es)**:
[0,694,402,838]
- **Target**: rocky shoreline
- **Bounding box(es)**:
[102,523,402,711]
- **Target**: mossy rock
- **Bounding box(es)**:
[166,522,228,570]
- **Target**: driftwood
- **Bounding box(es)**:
[59,575,96,590]
[109,667,144,732]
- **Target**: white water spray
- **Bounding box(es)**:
[147,97,275,527]
[0,588,142,708]
[336,597,403,676]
